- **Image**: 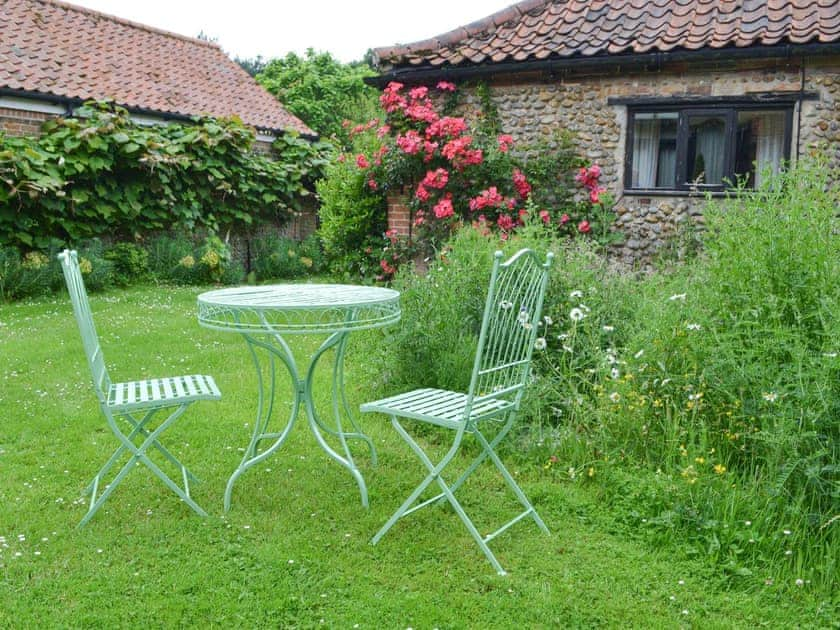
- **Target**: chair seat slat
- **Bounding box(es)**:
[173,377,185,398]
[150,379,162,402]
[184,375,198,396]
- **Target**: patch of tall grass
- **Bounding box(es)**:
[361,158,839,594]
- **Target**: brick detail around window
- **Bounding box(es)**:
[387,190,412,236]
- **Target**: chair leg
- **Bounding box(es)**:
[433,472,508,576]
[435,418,515,504]
[82,410,154,495]
[371,417,441,545]
[473,427,550,535]
[373,416,509,575]
[79,405,207,527]
[124,411,201,483]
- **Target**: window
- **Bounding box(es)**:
[626,104,792,192]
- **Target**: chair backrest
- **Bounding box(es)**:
[466,249,553,418]
[58,250,111,403]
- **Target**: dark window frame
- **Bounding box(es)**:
[624,102,794,195]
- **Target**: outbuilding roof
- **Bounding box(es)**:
[0,0,313,135]
[373,0,840,71]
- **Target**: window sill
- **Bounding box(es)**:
[623,188,727,198]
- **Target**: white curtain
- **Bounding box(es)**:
[632,119,660,188]
[755,112,786,186]
[694,120,725,185]
[657,146,676,188]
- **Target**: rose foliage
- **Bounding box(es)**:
[331,81,618,280]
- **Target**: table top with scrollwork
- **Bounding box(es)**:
[197,284,401,335]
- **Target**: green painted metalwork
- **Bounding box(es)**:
[360,249,554,575]
[58,250,221,527]
[197,284,400,511]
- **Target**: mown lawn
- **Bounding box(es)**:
[0,285,833,628]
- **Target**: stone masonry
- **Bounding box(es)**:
[387,56,839,266]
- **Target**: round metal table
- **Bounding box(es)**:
[198,284,400,511]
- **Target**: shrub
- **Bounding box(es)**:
[322,81,612,280]
[251,232,322,280]
[316,149,387,280]
[0,247,52,301]
[146,233,242,286]
[0,102,329,250]
[540,157,840,591]
[74,240,115,292]
[103,242,149,286]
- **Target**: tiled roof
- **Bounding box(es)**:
[374,0,840,70]
[0,0,313,135]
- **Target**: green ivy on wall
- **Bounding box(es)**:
[0,101,330,249]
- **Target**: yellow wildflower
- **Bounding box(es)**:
[79,257,93,274]
[200,249,221,268]
[713,464,726,475]
[22,251,49,270]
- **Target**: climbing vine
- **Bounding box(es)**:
[0,102,330,249]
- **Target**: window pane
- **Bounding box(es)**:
[735,110,786,187]
[687,115,727,186]
[631,112,677,188]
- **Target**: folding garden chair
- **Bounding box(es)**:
[361,248,553,575]
[58,249,221,527]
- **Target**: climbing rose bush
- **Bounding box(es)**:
[337,81,619,279]
[351,82,534,256]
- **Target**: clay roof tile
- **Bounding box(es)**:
[0,0,312,135]
[372,0,839,71]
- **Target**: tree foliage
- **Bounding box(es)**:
[256,49,379,145]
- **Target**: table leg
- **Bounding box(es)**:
[225,330,376,511]
[304,331,374,508]
[224,333,300,512]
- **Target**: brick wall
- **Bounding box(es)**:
[387,189,412,236]
[0,107,52,136]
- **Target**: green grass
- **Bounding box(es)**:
[0,285,835,628]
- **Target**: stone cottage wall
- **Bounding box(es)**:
[448,55,840,265]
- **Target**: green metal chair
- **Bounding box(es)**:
[58,249,221,527]
[361,248,554,575]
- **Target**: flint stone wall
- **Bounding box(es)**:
[454,56,840,265]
